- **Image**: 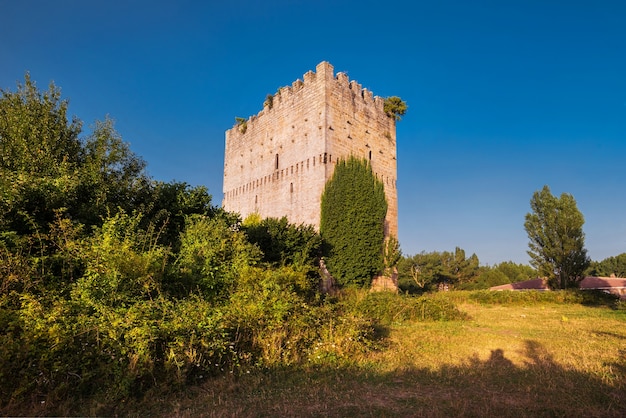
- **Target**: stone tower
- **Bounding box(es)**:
[223,61,398,238]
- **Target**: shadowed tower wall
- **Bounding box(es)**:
[223,62,398,237]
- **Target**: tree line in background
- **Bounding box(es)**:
[396,249,535,292]
[1,75,624,414]
[395,185,624,292]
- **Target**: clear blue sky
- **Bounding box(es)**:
[2,0,625,265]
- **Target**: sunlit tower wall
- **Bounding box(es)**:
[223,61,398,238]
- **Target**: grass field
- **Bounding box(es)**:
[120,293,626,417]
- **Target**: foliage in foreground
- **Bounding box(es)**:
[91,294,626,418]
[3,262,469,414]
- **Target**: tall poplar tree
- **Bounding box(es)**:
[524,185,590,289]
[320,157,387,287]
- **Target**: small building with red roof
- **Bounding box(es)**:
[490,276,626,299]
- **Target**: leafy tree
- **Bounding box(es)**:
[398,247,480,292]
[243,216,322,272]
[0,77,152,237]
[448,247,480,284]
[524,185,590,289]
[494,261,537,283]
[320,157,387,287]
[0,74,82,236]
[74,117,151,226]
[139,181,214,250]
[398,252,435,292]
[383,96,407,121]
[0,73,82,176]
[467,269,510,290]
[587,253,626,278]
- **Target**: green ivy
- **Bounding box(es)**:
[320,157,387,287]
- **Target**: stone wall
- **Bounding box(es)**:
[223,62,398,237]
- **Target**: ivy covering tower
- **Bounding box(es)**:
[320,157,387,287]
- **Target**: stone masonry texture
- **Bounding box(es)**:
[223,62,398,238]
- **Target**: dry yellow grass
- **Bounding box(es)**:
[118,299,625,417]
[376,303,625,372]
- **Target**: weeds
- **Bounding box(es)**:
[349,290,468,324]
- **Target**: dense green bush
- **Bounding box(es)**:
[0,75,464,416]
[72,211,168,309]
[320,157,387,287]
[0,294,238,408]
[224,266,376,367]
[352,291,468,324]
[243,216,322,272]
[173,214,260,300]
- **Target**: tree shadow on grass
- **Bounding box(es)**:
[22,339,626,417]
[578,289,624,309]
[155,339,626,418]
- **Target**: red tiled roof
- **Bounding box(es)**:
[490,278,548,291]
[490,276,626,292]
[580,276,626,289]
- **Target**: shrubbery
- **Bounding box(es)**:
[0,74,462,415]
[442,289,623,308]
[0,164,393,414]
[350,290,469,324]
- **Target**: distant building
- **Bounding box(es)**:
[222,62,398,238]
[490,276,626,299]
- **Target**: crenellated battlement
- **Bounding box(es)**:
[223,62,398,238]
[228,62,386,136]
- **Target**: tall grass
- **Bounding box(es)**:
[117,291,625,417]
[5,290,625,416]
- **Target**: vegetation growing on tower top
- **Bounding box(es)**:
[383,96,407,121]
[235,116,247,133]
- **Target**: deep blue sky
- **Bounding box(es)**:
[2,0,625,265]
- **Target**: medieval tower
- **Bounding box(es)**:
[223,61,398,238]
